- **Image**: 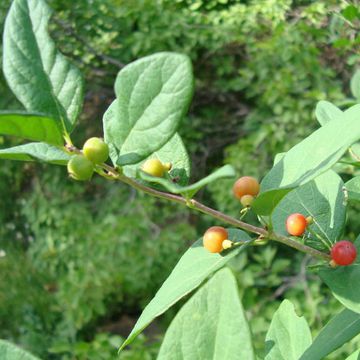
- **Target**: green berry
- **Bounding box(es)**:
[67,155,94,181]
[83,137,109,164]
[240,194,254,207]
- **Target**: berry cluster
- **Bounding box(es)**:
[203,176,260,253]
[67,138,109,181]
[285,212,357,266]
[203,176,357,267]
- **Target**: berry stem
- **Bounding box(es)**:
[116,172,330,261]
[306,226,332,251]
[66,148,331,262]
[239,207,249,220]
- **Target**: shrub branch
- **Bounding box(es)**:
[98,164,331,261]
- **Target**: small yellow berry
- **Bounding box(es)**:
[142,158,165,177]
[222,239,233,250]
[163,162,172,171]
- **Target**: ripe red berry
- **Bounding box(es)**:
[233,176,260,200]
[203,226,228,253]
[286,213,307,236]
[331,241,357,266]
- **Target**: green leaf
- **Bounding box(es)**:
[315,100,343,126]
[350,143,360,161]
[0,112,63,145]
[3,0,84,132]
[253,104,360,215]
[345,176,360,202]
[299,309,360,360]
[0,142,70,165]
[0,339,40,360]
[103,52,193,166]
[342,5,360,22]
[124,133,191,186]
[120,229,252,350]
[273,152,286,166]
[265,300,312,360]
[346,349,360,360]
[139,164,235,198]
[157,268,255,360]
[319,235,360,313]
[351,69,360,100]
[272,171,345,244]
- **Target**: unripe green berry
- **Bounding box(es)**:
[240,195,254,207]
[67,155,94,181]
[142,158,166,177]
[83,137,109,164]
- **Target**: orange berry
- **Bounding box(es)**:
[286,213,307,236]
[233,176,260,200]
[203,226,228,253]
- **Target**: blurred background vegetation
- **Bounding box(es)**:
[1,0,360,359]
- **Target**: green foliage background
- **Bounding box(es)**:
[1,0,360,358]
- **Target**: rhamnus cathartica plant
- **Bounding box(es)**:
[1,0,360,359]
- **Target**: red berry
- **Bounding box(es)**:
[203,226,228,253]
[286,213,307,236]
[331,241,357,266]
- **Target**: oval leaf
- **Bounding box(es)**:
[3,0,84,132]
[253,104,360,215]
[139,164,235,198]
[120,229,252,350]
[345,176,360,202]
[351,69,360,100]
[346,349,360,360]
[124,133,191,186]
[0,112,63,145]
[103,52,194,166]
[315,100,343,126]
[157,268,255,360]
[0,142,70,165]
[319,235,360,313]
[272,171,345,245]
[0,339,40,360]
[265,300,312,360]
[299,309,360,360]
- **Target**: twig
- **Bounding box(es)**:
[110,171,331,261]
[53,18,125,69]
